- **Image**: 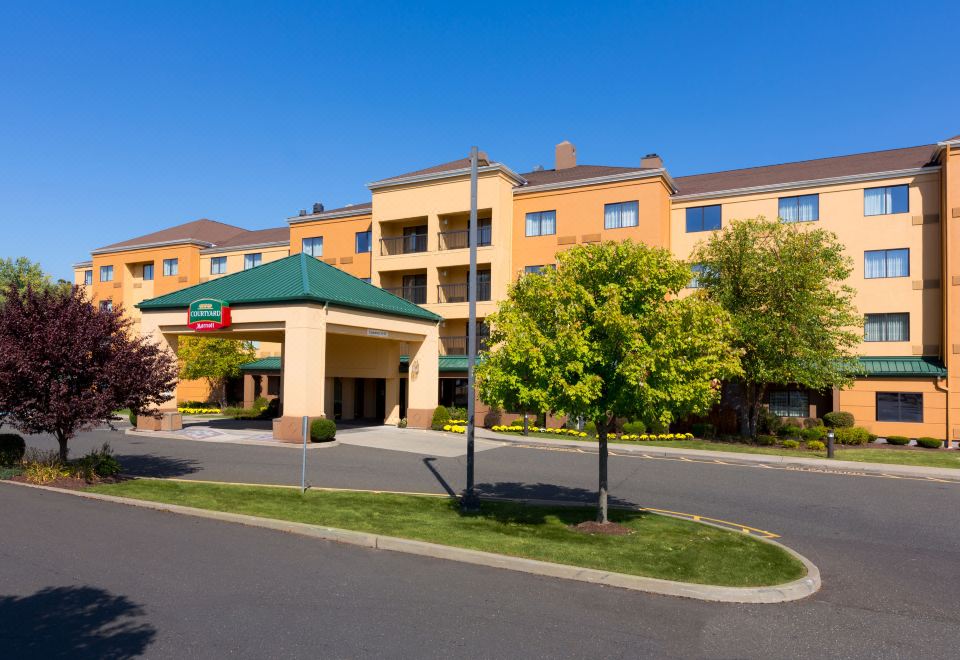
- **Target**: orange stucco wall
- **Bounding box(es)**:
[289,213,373,280]
[839,378,947,439]
[512,176,673,276]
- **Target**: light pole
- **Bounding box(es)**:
[827,429,835,459]
[461,146,481,513]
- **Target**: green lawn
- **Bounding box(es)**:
[495,431,960,470]
[89,480,805,587]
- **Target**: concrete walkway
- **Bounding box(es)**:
[475,428,960,482]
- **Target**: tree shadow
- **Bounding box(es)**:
[0,586,156,659]
[464,482,642,525]
[189,418,274,431]
[114,453,200,478]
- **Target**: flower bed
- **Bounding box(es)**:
[177,407,223,415]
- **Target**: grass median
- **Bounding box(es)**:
[88,479,804,587]
[498,432,960,470]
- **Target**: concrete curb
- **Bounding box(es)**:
[0,479,820,603]
[480,432,960,482]
[124,428,340,450]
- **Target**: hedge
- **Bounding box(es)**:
[823,411,855,428]
[0,434,26,466]
[916,437,943,449]
[310,418,337,442]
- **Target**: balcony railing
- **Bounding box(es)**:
[438,226,492,250]
[436,281,491,303]
[382,285,427,305]
[380,234,428,256]
[440,334,490,356]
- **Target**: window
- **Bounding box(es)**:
[864,185,908,216]
[604,201,639,229]
[210,256,227,275]
[99,300,113,312]
[778,194,819,223]
[99,265,113,282]
[162,259,178,276]
[355,231,372,254]
[876,392,923,423]
[244,253,262,270]
[524,265,555,275]
[142,263,154,281]
[769,391,809,418]
[525,210,557,236]
[303,237,323,257]
[685,205,722,232]
[84,270,93,286]
[688,264,706,289]
[864,249,909,279]
[864,313,909,342]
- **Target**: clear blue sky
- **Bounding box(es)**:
[2,0,958,281]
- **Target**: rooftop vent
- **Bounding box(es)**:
[298,209,307,217]
[533,164,545,172]
[312,202,324,214]
[641,153,663,169]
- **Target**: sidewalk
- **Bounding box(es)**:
[474,428,960,482]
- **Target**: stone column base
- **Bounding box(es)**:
[136,411,182,432]
[273,415,325,443]
[406,408,433,429]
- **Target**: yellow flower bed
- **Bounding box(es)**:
[441,424,467,434]
[177,407,223,415]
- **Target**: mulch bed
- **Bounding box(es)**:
[10,475,129,491]
[570,521,633,536]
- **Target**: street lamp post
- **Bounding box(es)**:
[461,146,481,513]
[827,429,835,459]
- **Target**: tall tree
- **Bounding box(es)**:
[477,241,741,524]
[0,257,63,302]
[177,336,257,407]
[0,284,179,461]
[691,217,862,437]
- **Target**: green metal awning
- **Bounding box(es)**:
[136,253,441,322]
[240,357,281,372]
[400,355,470,373]
[857,356,946,378]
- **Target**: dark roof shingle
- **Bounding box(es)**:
[674,144,939,197]
[373,156,490,184]
[96,219,248,252]
[518,164,656,188]
[205,227,290,250]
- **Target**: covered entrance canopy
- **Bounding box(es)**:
[137,253,441,441]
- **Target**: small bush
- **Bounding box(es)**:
[584,421,597,436]
[835,426,870,445]
[803,417,824,429]
[916,437,942,449]
[823,411,855,428]
[128,410,137,426]
[0,433,26,466]
[801,426,827,442]
[25,462,69,485]
[310,418,337,442]
[73,442,122,480]
[431,406,451,431]
[252,396,269,412]
[758,409,782,435]
[782,439,800,449]
[885,435,910,446]
[755,435,777,446]
[222,407,261,420]
[691,422,714,439]
[806,440,826,451]
[623,420,646,435]
[447,406,468,421]
[778,424,804,439]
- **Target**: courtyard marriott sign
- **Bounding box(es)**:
[188,299,232,331]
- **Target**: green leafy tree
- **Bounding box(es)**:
[177,336,257,408]
[691,217,862,437]
[0,257,64,302]
[477,241,741,524]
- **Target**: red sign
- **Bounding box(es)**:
[188,299,231,331]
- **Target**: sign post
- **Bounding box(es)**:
[461,146,481,514]
[301,415,309,493]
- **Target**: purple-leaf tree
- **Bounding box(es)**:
[0,284,178,461]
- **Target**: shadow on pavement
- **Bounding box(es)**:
[474,481,637,508]
[115,454,200,478]
[184,418,274,431]
[0,586,156,659]
[422,457,456,497]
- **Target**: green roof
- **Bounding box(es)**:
[240,357,281,372]
[137,253,441,322]
[858,356,946,378]
[400,355,470,373]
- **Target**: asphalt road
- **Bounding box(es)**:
[5,427,960,658]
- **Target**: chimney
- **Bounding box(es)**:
[641,153,663,169]
[312,202,325,214]
[555,141,576,170]
[298,209,307,216]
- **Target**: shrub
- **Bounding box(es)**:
[397,418,408,429]
[758,409,782,435]
[447,406,468,421]
[222,407,261,420]
[755,435,777,446]
[691,422,714,439]
[73,442,122,480]
[310,418,337,442]
[885,435,910,446]
[801,426,827,442]
[252,396,269,412]
[835,426,870,445]
[0,434,26,466]
[916,437,942,449]
[431,406,451,430]
[778,424,804,439]
[584,421,597,436]
[128,410,137,426]
[823,411,854,428]
[24,462,70,484]
[623,420,646,434]
[803,417,824,429]
[782,439,800,449]
[806,440,826,451]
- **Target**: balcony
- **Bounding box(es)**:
[438,225,492,251]
[436,281,491,304]
[382,284,427,304]
[440,333,490,356]
[380,234,427,256]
